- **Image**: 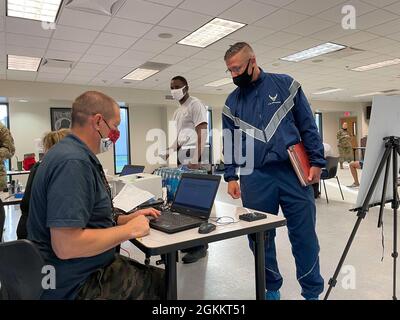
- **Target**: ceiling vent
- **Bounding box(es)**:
[140,62,171,71]
[42,58,74,69]
[40,58,74,72]
[64,0,126,16]
[317,87,337,91]
[165,95,174,100]
[324,47,365,59]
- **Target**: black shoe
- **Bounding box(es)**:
[182,247,207,264]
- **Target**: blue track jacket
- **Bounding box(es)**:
[222,70,325,182]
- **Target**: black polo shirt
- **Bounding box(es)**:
[28,134,115,300]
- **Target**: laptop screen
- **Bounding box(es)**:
[119,165,145,176]
[172,175,220,218]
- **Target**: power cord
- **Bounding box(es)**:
[209,216,239,225]
[120,247,131,258]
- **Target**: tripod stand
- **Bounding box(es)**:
[324,136,400,300]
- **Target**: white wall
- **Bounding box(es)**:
[322,112,341,156]
[129,104,164,173]
[8,99,166,176]
[3,80,372,177]
[9,100,67,162]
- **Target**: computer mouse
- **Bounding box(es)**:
[198,222,216,234]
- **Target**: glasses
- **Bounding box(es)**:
[102,118,119,132]
[226,59,250,74]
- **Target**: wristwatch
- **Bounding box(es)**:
[112,211,122,226]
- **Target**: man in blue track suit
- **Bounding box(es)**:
[222,42,325,300]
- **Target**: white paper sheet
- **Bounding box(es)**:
[112,184,154,212]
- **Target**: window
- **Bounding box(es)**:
[315,112,323,140]
[206,109,213,164]
[114,105,131,174]
[0,103,11,171]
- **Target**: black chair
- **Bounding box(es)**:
[320,156,344,204]
[0,239,45,300]
[0,200,5,242]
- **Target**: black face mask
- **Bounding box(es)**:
[233,60,254,88]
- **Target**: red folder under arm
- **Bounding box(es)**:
[287,142,311,187]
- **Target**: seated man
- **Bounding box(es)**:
[28,91,165,300]
[347,160,364,188]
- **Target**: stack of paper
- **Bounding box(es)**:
[112,184,154,213]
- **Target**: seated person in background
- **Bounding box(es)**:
[348,160,363,188]
[313,142,333,198]
[27,91,165,300]
[17,129,70,239]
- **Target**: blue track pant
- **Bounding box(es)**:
[240,161,324,299]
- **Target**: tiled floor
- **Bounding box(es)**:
[2,166,399,300]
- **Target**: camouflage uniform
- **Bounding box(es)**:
[0,122,16,190]
[76,254,165,300]
[336,129,352,166]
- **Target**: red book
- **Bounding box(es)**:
[287,142,311,187]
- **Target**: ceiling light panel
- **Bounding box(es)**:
[7,54,42,71]
[351,58,400,72]
[312,88,344,95]
[7,0,63,23]
[122,68,159,81]
[280,42,346,62]
[178,18,246,48]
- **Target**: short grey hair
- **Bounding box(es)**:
[224,42,254,61]
[71,91,118,127]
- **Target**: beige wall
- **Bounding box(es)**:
[310,100,370,156]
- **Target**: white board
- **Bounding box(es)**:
[355,96,400,208]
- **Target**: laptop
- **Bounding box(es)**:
[119,165,145,176]
[149,173,221,234]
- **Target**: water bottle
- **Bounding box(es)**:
[166,170,172,202]
[174,171,181,195]
[171,171,178,198]
[16,181,21,193]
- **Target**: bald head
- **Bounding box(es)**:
[71,91,119,128]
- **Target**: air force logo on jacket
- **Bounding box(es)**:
[268,93,281,105]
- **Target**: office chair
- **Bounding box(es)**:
[0,200,4,242]
[0,240,45,300]
[320,156,344,204]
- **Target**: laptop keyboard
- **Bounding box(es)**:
[154,211,201,226]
